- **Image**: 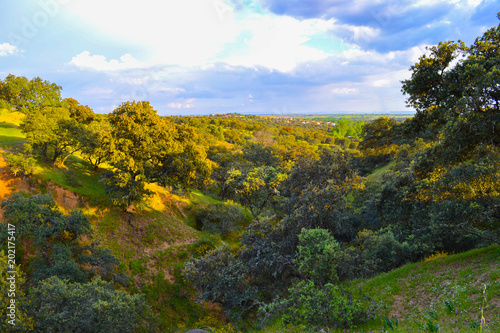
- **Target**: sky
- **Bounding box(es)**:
[0,0,498,116]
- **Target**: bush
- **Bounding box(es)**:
[183,245,258,318]
[197,200,252,235]
[295,228,339,286]
[193,232,222,256]
[361,229,410,273]
[28,276,150,333]
[1,152,36,177]
[261,280,378,331]
[335,229,412,280]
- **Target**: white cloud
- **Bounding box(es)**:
[70,51,143,71]
[342,25,380,45]
[331,87,359,95]
[413,0,482,7]
[167,103,194,109]
[158,87,186,94]
[0,43,18,56]
[408,44,431,63]
[465,0,483,7]
[372,79,391,87]
[63,0,240,67]
[364,69,411,88]
[167,98,195,109]
[64,1,347,72]
[81,87,114,95]
[224,15,337,72]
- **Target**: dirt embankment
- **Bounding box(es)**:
[0,155,31,220]
[47,183,84,210]
[0,154,86,216]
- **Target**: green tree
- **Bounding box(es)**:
[401,41,464,137]
[394,19,500,247]
[225,166,287,217]
[356,116,400,174]
[1,193,122,283]
[197,200,252,235]
[0,76,104,166]
[104,101,212,206]
[19,102,86,165]
[281,147,364,241]
[102,101,180,206]
[155,124,213,189]
[361,117,397,150]
[79,118,116,169]
[0,151,36,177]
[0,75,62,115]
[64,97,95,124]
[0,251,34,332]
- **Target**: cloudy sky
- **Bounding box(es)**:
[0,0,498,115]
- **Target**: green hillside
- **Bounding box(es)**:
[351,245,499,332]
[258,245,499,333]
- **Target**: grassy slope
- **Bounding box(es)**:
[0,111,108,203]
[343,161,499,332]
[342,245,500,333]
[366,159,395,184]
[0,110,25,149]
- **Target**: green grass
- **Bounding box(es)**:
[0,110,108,204]
[0,110,24,126]
[0,111,26,149]
[35,156,109,205]
[336,245,500,333]
[366,159,395,183]
[190,189,221,205]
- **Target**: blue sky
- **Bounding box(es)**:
[0,0,498,115]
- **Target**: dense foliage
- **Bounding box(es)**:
[182,20,500,330]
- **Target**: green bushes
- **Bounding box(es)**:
[261,280,377,331]
[261,229,380,330]
[1,151,36,177]
[295,228,339,286]
[196,200,252,235]
[182,245,258,319]
[28,276,150,333]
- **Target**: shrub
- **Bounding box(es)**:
[361,229,410,273]
[193,232,222,256]
[28,276,150,333]
[183,245,258,319]
[425,251,449,262]
[197,200,252,235]
[295,228,339,286]
[261,280,378,331]
[1,152,36,177]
